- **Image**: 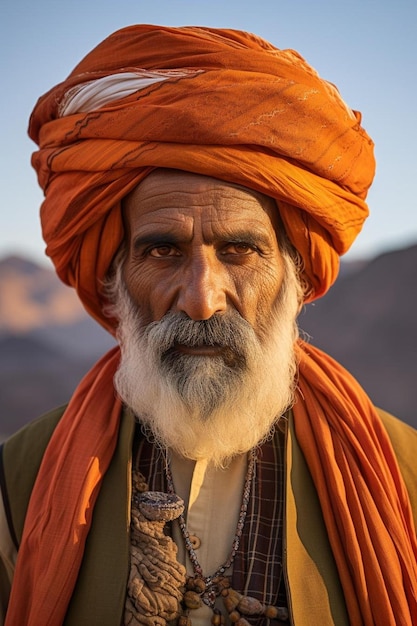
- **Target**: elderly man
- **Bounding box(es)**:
[1,24,416,626]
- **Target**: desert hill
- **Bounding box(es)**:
[300,244,417,425]
[0,256,114,439]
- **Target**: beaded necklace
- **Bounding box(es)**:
[164,449,256,609]
[164,451,289,625]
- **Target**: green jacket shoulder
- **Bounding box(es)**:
[1,405,66,545]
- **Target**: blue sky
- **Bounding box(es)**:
[1,0,416,266]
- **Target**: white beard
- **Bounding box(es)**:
[109,256,300,468]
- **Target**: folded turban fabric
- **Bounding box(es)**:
[28,24,375,330]
[6,25,417,626]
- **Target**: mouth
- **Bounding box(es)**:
[173,343,225,357]
[168,343,244,369]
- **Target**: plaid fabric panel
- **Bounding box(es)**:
[232,424,287,623]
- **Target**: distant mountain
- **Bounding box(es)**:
[300,243,417,428]
[0,255,83,333]
[0,255,115,439]
[0,333,98,438]
[0,245,416,440]
[0,255,116,356]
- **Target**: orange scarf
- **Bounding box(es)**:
[295,343,417,625]
[6,342,417,625]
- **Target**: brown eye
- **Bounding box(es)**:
[224,243,254,255]
[149,245,179,257]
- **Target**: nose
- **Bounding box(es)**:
[175,251,228,320]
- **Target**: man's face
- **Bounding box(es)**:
[114,169,299,465]
[122,169,286,338]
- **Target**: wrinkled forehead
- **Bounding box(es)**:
[122,168,282,235]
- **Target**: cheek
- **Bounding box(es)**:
[250,264,285,326]
[123,264,154,321]
[232,267,282,322]
[123,263,176,322]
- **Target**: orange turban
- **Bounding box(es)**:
[29,24,375,330]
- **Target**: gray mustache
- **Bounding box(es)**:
[144,312,253,356]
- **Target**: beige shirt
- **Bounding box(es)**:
[170,451,248,624]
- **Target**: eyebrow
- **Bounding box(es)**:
[214,228,275,249]
[132,233,181,249]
